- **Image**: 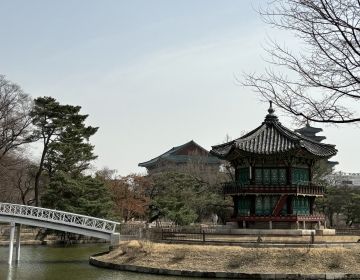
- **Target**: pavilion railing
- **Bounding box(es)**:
[228,214,325,222]
[223,182,324,195]
[0,203,119,233]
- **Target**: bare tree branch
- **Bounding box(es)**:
[244,0,360,124]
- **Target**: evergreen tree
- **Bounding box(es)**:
[31,96,97,205]
[42,172,113,218]
[149,172,229,225]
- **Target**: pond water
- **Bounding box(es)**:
[0,244,210,280]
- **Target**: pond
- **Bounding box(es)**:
[0,244,209,280]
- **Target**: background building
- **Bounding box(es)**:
[138,140,221,174]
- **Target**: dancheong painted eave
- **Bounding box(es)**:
[210,103,337,159]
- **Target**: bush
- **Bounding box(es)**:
[171,249,187,262]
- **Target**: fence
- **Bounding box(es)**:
[335,228,360,236]
[160,228,360,245]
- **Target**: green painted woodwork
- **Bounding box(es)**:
[293,196,310,214]
[255,196,263,215]
[237,168,249,185]
[263,196,271,214]
[255,169,262,185]
[254,168,287,185]
[254,195,279,215]
[263,169,271,185]
[279,169,287,185]
[292,168,309,185]
[238,196,251,215]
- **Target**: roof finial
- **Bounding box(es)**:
[264,100,278,123]
[268,100,274,115]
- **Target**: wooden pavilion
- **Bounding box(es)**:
[210,102,337,229]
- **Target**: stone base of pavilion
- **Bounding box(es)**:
[221,215,336,236]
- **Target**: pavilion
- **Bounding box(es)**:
[210,102,337,229]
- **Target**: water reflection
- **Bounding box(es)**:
[0,244,212,280]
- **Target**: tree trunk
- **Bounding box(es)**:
[34,143,49,206]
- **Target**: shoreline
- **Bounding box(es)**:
[0,239,108,246]
[90,252,360,279]
[90,241,360,279]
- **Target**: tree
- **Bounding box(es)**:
[31,97,98,206]
[149,172,230,226]
[41,172,113,218]
[244,0,360,124]
[0,154,36,204]
[0,75,33,159]
[97,170,151,222]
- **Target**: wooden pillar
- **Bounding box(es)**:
[15,224,21,261]
[232,196,238,218]
[242,220,246,229]
[303,221,306,229]
[269,221,273,229]
[250,195,256,215]
[250,164,255,185]
[287,163,292,185]
[309,197,315,215]
[287,196,293,215]
[8,222,15,264]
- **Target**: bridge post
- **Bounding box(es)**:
[110,233,120,247]
[8,222,15,264]
[16,224,21,261]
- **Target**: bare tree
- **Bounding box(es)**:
[244,0,360,124]
[0,154,36,204]
[0,75,33,158]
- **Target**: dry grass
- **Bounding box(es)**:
[98,241,360,273]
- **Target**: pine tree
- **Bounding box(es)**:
[31,96,97,205]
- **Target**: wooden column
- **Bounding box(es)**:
[287,162,292,186]
[309,197,315,215]
[287,196,293,215]
[232,196,238,218]
[250,195,256,215]
[250,163,255,185]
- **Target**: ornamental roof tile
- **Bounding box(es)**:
[211,103,337,159]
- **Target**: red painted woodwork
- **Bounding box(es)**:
[272,195,288,216]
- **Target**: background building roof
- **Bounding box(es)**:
[138,140,220,169]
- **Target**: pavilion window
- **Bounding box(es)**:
[254,168,287,185]
[291,168,309,186]
[293,196,310,215]
[238,196,251,215]
[237,167,249,185]
[255,169,263,185]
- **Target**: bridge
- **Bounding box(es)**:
[0,202,120,264]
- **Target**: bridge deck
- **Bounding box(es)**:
[0,203,119,238]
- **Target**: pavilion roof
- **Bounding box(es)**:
[210,103,337,159]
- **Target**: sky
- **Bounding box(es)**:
[1,0,359,175]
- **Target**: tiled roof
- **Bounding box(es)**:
[139,140,221,168]
[211,105,337,159]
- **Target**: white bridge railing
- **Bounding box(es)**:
[0,203,119,233]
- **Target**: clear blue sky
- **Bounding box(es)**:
[1,0,358,175]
